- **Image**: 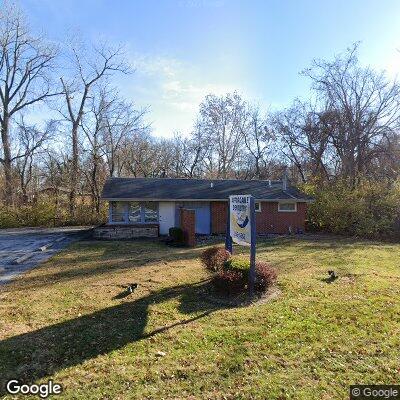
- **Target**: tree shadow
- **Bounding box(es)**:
[0,278,225,393]
[320,276,338,284]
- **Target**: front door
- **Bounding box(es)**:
[159,202,175,235]
[183,202,211,234]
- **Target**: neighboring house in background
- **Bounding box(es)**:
[95,177,313,239]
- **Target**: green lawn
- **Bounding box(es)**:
[0,236,399,399]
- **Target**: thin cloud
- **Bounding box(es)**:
[125,53,241,136]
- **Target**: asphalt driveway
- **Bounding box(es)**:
[0,227,92,284]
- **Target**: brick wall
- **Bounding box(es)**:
[180,208,196,246]
[210,201,307,234]
[94,224,159,239]
[211,201,228,234]
[256,202,307,234]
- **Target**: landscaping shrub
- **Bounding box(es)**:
[224,257,250,276]
[200,246,231,272]
[303,178,400,238]
[206,255,276,295]
[255,261,277,292]
[169,227,184,243]
[224,257,277,291]
[212,269,246,295]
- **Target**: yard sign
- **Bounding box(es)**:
[227,195,257,297]
[229,195,252,246]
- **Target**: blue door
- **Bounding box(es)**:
[183,202,211,234]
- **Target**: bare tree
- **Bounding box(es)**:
[99,91,149,177]
[168,128,205,178]
[198,92,247,178]
[241,105,274,179]
[273,100,332,182]
[0,2,58,204]
[41,149,69,215]
[80,87,108,213]
[59,42,129,215]
[302,43,400,184]
[272,104,309,182]
[15,118,55,203]
[118,131,157,177]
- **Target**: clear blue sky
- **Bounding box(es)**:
[21,0,400,137]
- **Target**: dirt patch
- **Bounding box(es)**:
[340,274,357,284]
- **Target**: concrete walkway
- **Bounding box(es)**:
[0,226,93,285]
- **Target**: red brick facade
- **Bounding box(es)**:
[210,201,228,234]
[180,208,196,246]
[211,201,307,235]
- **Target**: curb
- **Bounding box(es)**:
[38,242,53,252]
[38,235,68,252]
[13,253,35,265]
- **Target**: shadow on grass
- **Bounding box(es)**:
[0,278,226,393]
[320,276,338,284]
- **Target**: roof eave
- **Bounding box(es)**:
[101,197,314,203]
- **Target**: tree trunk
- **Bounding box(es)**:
[1,116,14,206]
[92,154,100,214]
[255,156,261,179]
[69,123,79,217]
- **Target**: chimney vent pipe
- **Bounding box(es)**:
[282,172,288,191]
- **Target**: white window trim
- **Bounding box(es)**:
[255,202,261,212]
[278,202,297,212]
[109,202,128,224]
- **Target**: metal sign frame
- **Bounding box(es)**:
[226,195,256,297]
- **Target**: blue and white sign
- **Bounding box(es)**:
[229,195,252,246]
[227,194,257,297]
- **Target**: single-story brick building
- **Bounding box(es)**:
[96,177,313,239]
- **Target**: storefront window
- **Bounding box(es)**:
[110,202,158,223]
[144,202,158,222]
[128,202,141,222]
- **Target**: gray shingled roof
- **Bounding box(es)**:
[101,177,313,202]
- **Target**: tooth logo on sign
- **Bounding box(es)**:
[236,215,249,229]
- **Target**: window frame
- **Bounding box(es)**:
[110,202,127,223]
[255,202,261,213]
[278,202,297,212]
[109,201,159,224]
[127,201,142,223]
[142,201,158,223]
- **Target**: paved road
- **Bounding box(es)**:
[0,227,93,285]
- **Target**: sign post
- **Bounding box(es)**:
[225,204,233,253]
[229,195,257,298]
[248,196,256,298]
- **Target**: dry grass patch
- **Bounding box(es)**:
[0,236,399,399]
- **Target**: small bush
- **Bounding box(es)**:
[169,227,184,243]
[201,250,277,296]
[212,269,246,295]
[223,258,277,293]
[224,257,250,275]
[200,246,231,272]
[255,261,277,292]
